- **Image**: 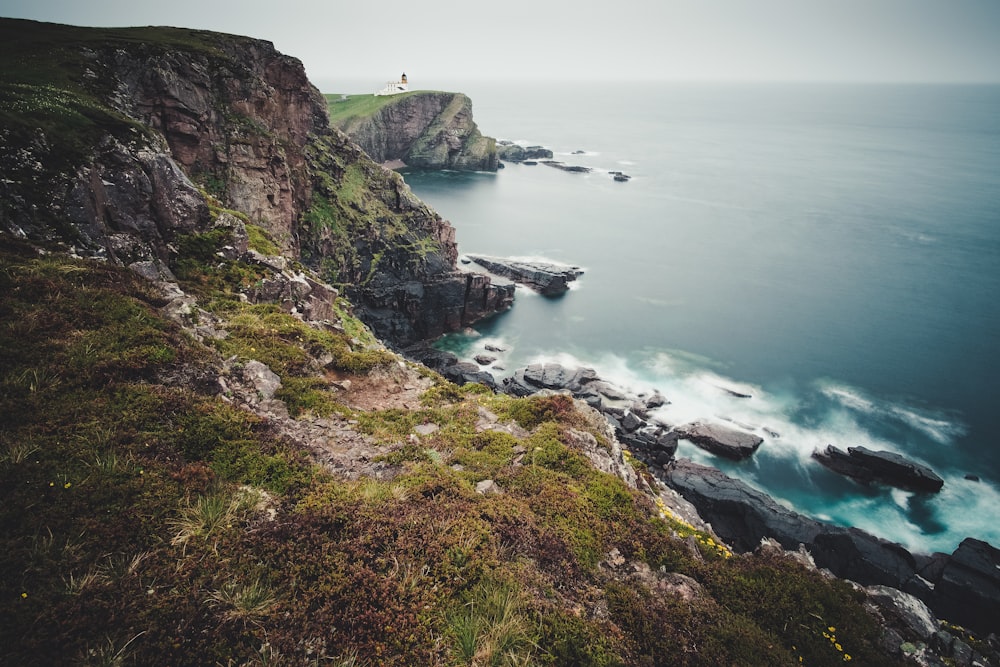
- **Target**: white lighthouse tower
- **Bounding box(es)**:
[375,73,409,96]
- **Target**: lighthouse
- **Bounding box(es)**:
[375,73,409,96]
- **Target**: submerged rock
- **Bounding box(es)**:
[539,160,592,173]
[466,255,584,296]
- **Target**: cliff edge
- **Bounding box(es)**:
[327,91,498,171]
[0,19,511,345]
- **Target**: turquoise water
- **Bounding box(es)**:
[402,82,1000,554]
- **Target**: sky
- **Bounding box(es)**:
[2,0,999,90]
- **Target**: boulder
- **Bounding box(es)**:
[813,445,944,492]
[473,354,497,366]
[475,479,501,495]
[678,420,763,460]
[466,255,583,296]
[645,391,669,409]
[932,538,1000,636]
[520,362,598,393]
[866,585,939,640]
[242,360,282,401]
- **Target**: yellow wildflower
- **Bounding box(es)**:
[844,655,852,662]
[21,592,27,599]
[64,482,71,489]
[835,643,842,651]
[828,626,836,633]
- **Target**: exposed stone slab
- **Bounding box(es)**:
[677,420,763,460]
[466,255,583,296]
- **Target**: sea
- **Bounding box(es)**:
[344,80,1000,555]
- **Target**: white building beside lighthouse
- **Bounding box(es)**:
[375,73,409,96]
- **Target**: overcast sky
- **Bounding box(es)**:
[2,0,1000,90]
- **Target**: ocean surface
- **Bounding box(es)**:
[397,82,1000,555]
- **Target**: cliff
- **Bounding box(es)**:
[0,19,511,345]
[327,91,498,171]
[2,18,997,667]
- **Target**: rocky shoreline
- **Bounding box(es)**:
[402,348,1000,639]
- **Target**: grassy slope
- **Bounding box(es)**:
[325,92,419,124]
[0,230,902,666]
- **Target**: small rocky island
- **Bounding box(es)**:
[496,141,553,162]
[813,444,945,492]
[465,255,584,295]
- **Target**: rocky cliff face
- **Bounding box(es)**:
[330,92,498,171]
[0,19,511,345]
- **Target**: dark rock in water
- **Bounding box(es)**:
[571,150,586,154]
[813,445,944,493]
[964,473,980,482]
[496,141,553,162]
[661,459,1000,634]
[474,354,497,365]
[662,460,917,587]
[620,410,644,433]
[932,538,1000,636]
[539,160,592,173]
[645,391,669,409]
[716,385,752,398]
[522,160,538,165]
[484,343,506,353]
[849,446,944,492]
[592,381,628,402]
[678,420,763,460]
[466,255,584,296]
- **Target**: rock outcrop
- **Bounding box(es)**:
[329,92,498,171]
[466,255,584,296]
[0,19,512,347]
[662,459,1000,635]
[813,445,945,492]
[496,141,553,162]
[676,420,764,460]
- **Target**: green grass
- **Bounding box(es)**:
[325,91,421,126]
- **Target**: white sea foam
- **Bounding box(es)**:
[491,346,996,554]
[890,488,910,509]
[820,381,965,445]
[633,296,684,307]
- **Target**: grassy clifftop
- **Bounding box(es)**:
[326,92,426,129]
[326,90,499,171]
